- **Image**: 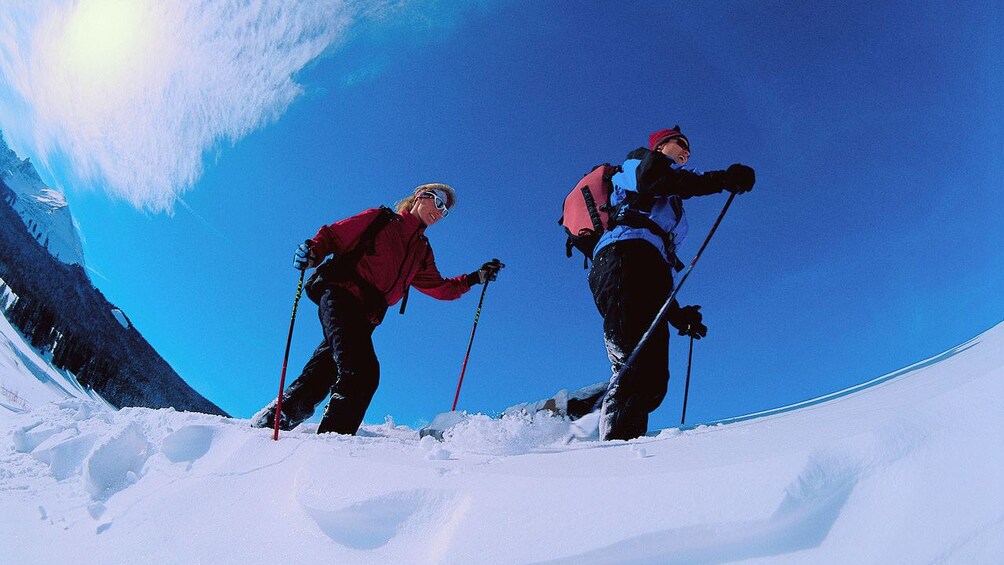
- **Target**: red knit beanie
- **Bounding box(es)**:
[648,126,689,151]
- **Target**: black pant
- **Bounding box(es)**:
[275,286,380,435]
[588,240,673,440]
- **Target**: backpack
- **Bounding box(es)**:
[558,164,620,263]
[559,163,687,271]
[305,206,396,306]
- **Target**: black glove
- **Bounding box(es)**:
[293,240,318,271]
[466,259,505,285]
[669,304,708,340]
[723,164,755,194]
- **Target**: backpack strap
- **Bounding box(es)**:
[399,236,432,315]
[565,164,622,268]
[610,197,685,272]
[344,206,396,264]
[581,185,603,234]
[399,285,410,314]
[305,206,397,305]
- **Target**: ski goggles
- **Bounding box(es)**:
[420,190,450,218]
[670,136,690,152]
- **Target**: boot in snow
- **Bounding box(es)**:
[250,401,296,431]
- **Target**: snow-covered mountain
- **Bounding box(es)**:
[1,311,1001,563]
[0,153,224,416]
[0,131,85,266]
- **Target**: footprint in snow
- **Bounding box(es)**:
[300,489,452,550]
[161,425,216,466]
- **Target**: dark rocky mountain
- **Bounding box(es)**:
[0,176,227,416]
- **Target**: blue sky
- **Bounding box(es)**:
[1,1,1001,430]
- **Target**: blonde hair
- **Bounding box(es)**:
[395,183,457,214]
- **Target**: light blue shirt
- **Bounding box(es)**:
[593,158,689,263]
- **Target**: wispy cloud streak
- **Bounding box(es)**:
[0,0,364,212]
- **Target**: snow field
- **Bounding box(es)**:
[1,322,1002,563]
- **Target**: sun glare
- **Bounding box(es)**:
[61,0,149,86]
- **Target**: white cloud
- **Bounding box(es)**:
[0,0,364,212]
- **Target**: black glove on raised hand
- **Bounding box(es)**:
[669,304,708,340]
[293,240,318,271]
[723,164,755,194]
[465,259,505,285]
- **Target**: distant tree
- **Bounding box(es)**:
[35,306,55,349]
[7,295,29,331]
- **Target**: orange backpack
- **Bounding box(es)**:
[558,164,620,264]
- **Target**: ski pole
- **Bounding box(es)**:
[613,192,737,387]
[273,268,306,441]
[451,274,493,411]
[681,334,695,425]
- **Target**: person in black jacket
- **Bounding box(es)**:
[588,126,755,440]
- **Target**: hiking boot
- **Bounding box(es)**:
[250,404,295,431]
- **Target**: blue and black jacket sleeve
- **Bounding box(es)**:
[629,147,727,199]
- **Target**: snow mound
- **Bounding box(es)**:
[83,421,151,501]
[0,322,1001,564]
[438,411,573,455]
[161,425,216,464]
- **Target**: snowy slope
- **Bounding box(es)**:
[0,290,111,414]
[0,132,85,266]
[1,322,1002,564]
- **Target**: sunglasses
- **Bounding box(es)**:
[420,191,450,217]
[672,137,690,152]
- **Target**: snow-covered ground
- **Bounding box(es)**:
[1,314,1002,564]
[0,290,110,414]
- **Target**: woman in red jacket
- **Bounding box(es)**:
[252,183,502,435]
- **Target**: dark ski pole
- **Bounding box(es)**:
[613,192,737,389]
[273,268,306,441]
[681,334,695,425]
[452,276,492,411]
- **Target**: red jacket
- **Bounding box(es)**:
[310,208,471,322]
